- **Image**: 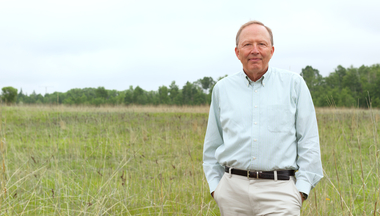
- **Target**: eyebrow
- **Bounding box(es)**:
[241,40,268,44]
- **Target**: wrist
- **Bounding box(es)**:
[300,192,308,200]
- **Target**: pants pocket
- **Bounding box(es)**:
[213,173,226,202]
[290,177,303,207]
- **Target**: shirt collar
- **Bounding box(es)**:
[242,66,272,87]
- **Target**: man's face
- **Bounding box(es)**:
[235,24,274,76]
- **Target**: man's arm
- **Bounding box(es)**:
[294,78,324,196]
[203,84,225,194]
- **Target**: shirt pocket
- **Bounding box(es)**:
[267,105,294,132]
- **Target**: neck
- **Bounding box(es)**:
[244,68,268,82]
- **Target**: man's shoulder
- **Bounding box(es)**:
[271,67,302,78]
[270,67,304,83]
[214,72,242,87]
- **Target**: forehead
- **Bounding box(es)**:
[239,24,271,43]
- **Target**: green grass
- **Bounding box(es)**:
[0,105,379,215]
[311,108,380,215]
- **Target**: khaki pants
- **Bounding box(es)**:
[214,173,302,216]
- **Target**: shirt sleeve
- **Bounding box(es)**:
[294,77,324,195]
[203,84,225,193]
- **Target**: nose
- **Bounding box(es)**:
[250,45,259,54]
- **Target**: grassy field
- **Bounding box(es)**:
[0,105,379,215]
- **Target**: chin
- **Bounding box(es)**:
[248,67,262,72]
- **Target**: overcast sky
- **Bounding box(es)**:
[1,0,380,95]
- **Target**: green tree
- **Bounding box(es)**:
[337,88,356,107]
[92,98,103,106]
[65,88,84,105]
[80,94,88,105]
[169,81,181,105]
[96,87,108,100]
[17,88,26,104]
[342,67,362,101]
[1,86,18,105]
[114,91,125,105]
[158,85,169,104]
[300,66,322,93]
[372,97,380,108]
[195,77,215,93]
[124,86,134,105]
[133,86,147,105]
[146,90,159,105]
[106,90,119,105]
[181,82,207,105]
[182,82,196,105]
[63,98,74,105]
[325,65,346,90]
[365,64,380,107]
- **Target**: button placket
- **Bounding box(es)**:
[251,83,260,167]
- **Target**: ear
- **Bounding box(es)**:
[270,46,275,57]
[235,47,240,60]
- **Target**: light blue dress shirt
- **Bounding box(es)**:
[203,66,323,196]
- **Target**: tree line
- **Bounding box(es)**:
[300,64,380,108]
[2,64,380,108]
[1,76,220,106]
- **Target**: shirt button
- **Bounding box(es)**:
[254,122,257,125]
[254,139,257,142]
[254,90,258,93]
[254,105,258,108]
[253,157,256,160]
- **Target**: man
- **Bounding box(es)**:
[203,21,323,215]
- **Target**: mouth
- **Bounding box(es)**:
[249,58,261,62]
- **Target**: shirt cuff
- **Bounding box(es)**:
[295,179,312,195]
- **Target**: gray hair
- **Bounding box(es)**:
[236,20,274,47]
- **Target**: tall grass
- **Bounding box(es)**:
[309,108,380,215]
[0,105,379,215]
